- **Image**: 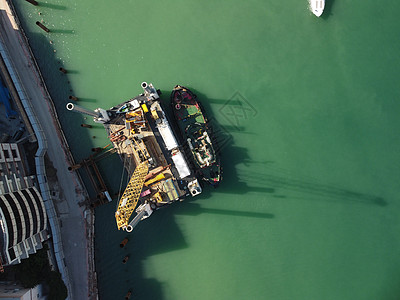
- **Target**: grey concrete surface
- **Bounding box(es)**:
[0,1,95,299]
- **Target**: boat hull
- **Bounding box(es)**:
[309,0,325,17]
[170,85,222,186]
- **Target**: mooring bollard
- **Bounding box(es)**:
[69,95,78,101]
[59,67,67,74]
[25,0,38,6]
[81,124,92,128]
[35,21,50,33]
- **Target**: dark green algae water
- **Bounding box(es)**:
[12,0,400,299]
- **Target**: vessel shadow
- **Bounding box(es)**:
[183,88,386,207]
[244,162,388,207]
[74,97,97,102]
[37,2,68,10]
[50,29,75,34]
[62,69,79,75]
[189,89,276,196]
[95,202,187,300]
[321,0,335,19]
[173,202,275,219]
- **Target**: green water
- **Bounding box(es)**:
[12,0,400,299]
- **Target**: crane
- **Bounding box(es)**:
[115,160,149,230]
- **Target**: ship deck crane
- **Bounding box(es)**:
[115,160,149,231]
[114,91,161,231]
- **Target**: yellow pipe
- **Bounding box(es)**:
[144,173,165,186]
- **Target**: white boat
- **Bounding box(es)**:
[309,0,325,17]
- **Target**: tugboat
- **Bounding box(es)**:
[170,85,222,186]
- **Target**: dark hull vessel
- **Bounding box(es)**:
[170,85,222,186]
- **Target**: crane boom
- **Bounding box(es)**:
[115,161,149,230]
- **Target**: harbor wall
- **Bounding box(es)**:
[0,27,73,300]
[0,0,97,298]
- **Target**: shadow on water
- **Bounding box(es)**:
[94,187,275,299]
[7,7,114,200]
[93,89,276,299]
[94,204,179,300]
[321,0,335,19]
[94,191,275,299]
[86,124,104,130]
[5,6,274,299]
[163,86,386,207]
[23,33,95,160]
[215,145,276,195]
[242,162,387,207]
[159,88,275,197]
[189,89,276,196]
[50,29,75,34]
[174,202,275,219]
[37,2,67,10]
[5,5,136,299]
[95,84,388,298]
[159,88,255,135]
[62,69,79,75]
[220,124,255,134]
[75,97,97,103]
[206,97,243,105]
[3,6,98,162]
[11,0,388,289]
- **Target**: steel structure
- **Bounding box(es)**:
[115,161,149,230]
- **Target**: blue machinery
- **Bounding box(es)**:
[0,78,17,119]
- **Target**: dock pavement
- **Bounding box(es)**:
[0,0,96,299]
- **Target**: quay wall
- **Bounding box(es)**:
[0,0,97,299]
[0,30,73,299]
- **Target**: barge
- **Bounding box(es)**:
[67,82,202,232]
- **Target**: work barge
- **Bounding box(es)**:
[67,82,202,232]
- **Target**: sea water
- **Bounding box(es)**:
[12,0,400,299]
